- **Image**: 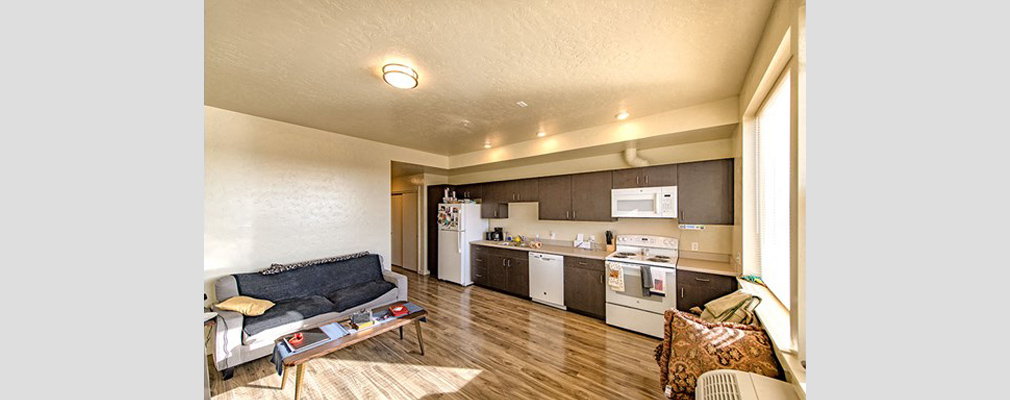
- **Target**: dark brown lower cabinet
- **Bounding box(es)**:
[563,257,606,319]
[473,246,528,298]
[471,245,489,286]
[675,269,737,312]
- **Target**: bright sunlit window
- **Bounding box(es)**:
[755,70,791,309]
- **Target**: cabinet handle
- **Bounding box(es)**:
[476,258,483,262]
[573,210,576,219]
[599,274,603,284]
[645,175,649,184]
[636,176,640,185]
[694,277,710,282]
[578,261,587,265]
[680,287,684,298]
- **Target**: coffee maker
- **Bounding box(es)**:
[486,227,504,241]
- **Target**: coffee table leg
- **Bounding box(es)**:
[280,365,289,390]
[294,364,305,400]
[399,326,403,340]
[414,319,425,356]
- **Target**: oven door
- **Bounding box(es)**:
[605,262,676,314]
[611,188,663,218]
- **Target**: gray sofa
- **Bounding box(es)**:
[213,254,406,377]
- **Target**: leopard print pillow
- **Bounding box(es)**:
[655,309,782,399]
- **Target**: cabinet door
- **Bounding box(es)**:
[675,270,738,312]
[506,256,530,297]
[537,175,572,220]
[512,179,538,202]
[563,263,606,319]
[486,253,508,290]
[481,182,509,219]
[642,164,678,187]
[458,184,482,200]
[677,159,734,224]
[571,171,613,221]
[610,167,642,188]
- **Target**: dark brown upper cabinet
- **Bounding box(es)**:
[456,184,482,200]
[537,175,572,220]
[505,179,538,202]
[677,159,734,225]
[570,171,613,221]
[612,164,677,188]
[481,181,509,219]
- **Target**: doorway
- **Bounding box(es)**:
[390,192,419,272]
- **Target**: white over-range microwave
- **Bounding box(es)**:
[611,186,678,218]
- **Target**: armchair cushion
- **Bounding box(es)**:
[242,295,335,337]
[654,310,782,400]
[326,280,396,312]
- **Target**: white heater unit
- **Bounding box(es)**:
[695,370,799,400]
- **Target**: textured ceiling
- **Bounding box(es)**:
[206,0,773,156]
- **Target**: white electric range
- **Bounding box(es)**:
[604,234,679,338]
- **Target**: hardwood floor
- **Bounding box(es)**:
[209,267,665,399]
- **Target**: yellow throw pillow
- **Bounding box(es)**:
[216,296,275,316]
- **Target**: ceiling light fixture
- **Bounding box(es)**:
[483,142,492,149]
[537,131,547,137]
[615,111,630,120]
[516,101,528,108]
[382,63,418,89]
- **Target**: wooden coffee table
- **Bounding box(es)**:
[275,301,428,400]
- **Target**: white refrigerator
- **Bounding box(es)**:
[437,203,486,286]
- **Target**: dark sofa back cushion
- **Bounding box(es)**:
[233,254,384,302]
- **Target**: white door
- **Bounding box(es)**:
[391,194,403,267]
[438,229,462,284]
[401,192,419,272]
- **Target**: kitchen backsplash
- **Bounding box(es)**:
[488,202,732,255]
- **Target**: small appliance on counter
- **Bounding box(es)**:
[488,227,503,241]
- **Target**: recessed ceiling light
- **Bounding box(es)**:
[516,101,528,108]
[615,111,630,120]
[483,142,492,149]
[537,131,547,137]
[382,63,418,89]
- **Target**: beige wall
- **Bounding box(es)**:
[491,203,732,255]
[450,138,734,184]
[204,106,447,302]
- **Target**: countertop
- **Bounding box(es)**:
[676,257,738,277]
[471,240,739,277]
[469,240,612,260]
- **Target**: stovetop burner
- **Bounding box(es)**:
[651,255,671,260]
[646,257,673,263]
[612,252,637,258]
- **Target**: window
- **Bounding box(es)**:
[755,70,791,309]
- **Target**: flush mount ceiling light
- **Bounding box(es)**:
[537,131,547,137]
[483,142,492,149]
[382,63,418,89]
[615,111,630,120]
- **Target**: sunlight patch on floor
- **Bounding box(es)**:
[309,358,483,399]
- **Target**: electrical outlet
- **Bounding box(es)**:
[549,231,556,239]
[691,242,699,251]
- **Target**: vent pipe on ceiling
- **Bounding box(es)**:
[623,144,650,167]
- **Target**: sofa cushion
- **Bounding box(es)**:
[654,310,782,400]
[233,254,384,302]
[326,280,397,312]
[242,295,336,337]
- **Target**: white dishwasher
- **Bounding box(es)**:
[529,252,565,309]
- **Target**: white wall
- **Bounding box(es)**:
[204,106,447,302]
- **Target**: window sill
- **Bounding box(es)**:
[738,278,806,398]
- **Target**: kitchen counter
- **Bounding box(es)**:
[470,240,612,260]
[676,257,738,277]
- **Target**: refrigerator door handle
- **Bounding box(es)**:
[458,231,463,254]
